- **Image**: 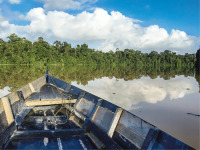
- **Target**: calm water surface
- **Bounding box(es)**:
[0,66,199,149]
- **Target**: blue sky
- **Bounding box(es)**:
[0,0,199,53]
[96,0,199,36]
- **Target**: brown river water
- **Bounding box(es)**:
[0,66,199,149]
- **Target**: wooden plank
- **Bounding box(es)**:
[31,75,46,92]
[21,84,32,99]
[28,83,36,93]
[74,91,86,109]
[89,100,102,120]
[0,99,4,114]
[25,99,77,106]
[108,108,123,138]
[91,106,100,121]
[1,97,14,125]
[8,92,20,105]
[75,98,83,111]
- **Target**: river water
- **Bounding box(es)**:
[0,65,199,149]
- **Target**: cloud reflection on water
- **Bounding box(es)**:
[72,76,198,110]
[0,86,11,98]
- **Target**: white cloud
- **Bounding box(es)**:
[0,86,10,98]
[39,0,98,10]
[8,0,21,4]
[0,0,2,3]
[0,13,27,39]
[0,7,198,53]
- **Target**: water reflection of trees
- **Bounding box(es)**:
[195,72,200,93]
[0,65,197,92]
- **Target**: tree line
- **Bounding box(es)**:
[0,33,197,70]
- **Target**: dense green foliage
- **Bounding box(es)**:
[0,34,197,70]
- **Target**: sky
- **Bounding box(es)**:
[0,0,199,54]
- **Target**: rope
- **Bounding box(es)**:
[46,75,75,126]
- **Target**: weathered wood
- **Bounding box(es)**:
[31,75,46,92]
[1,97,14,125]
[28,83,36,93]
[74,98,83,111]
[20,84,32,99]
[108,108,123,138]
[91,105,100,121]
[25,99,77,106]
[89,99,102,120]
[0,99,4,114]
[7,92,20,105]
[74,91,86,109]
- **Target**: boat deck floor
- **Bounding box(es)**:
[6,135,96,150]
[5,84,97,150]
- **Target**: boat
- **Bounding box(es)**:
[0,70,194,150]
